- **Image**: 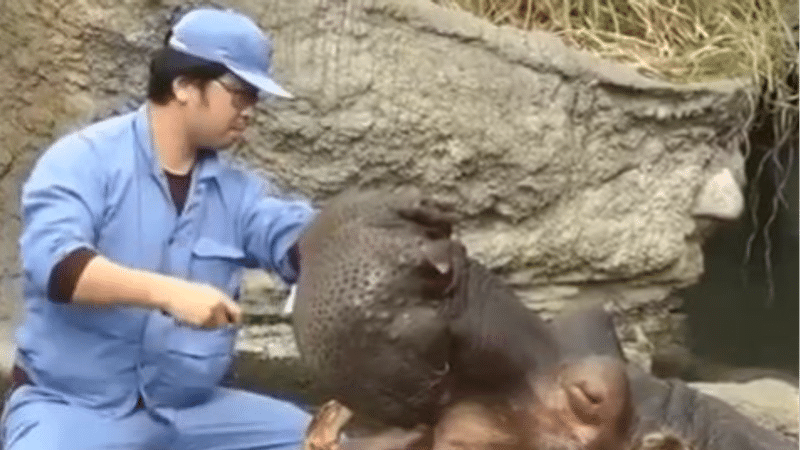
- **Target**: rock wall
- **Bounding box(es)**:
[0,0,755,369]
[249,0,753,369]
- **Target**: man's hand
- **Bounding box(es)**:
[153,277,242,328]
[72,255,242,328]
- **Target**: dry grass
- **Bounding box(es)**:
[435,0,795,83]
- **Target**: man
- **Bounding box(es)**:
[2,8,316,449]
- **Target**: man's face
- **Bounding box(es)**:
[187,73,259,149]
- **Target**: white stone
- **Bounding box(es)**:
[692,168,745,220]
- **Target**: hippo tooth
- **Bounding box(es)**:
[281,285,297,317]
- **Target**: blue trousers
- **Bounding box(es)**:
[2,385,310,450]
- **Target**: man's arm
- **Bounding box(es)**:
[72,255,241,327]
[239,173,316,284]
[21,134,239,328]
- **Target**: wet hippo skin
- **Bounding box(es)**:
[292,188,561,427]
[304,354,684,450]
[548,307,797,450]
[293,188,464,427]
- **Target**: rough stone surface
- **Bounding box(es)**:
[690,379,800,441]
[239,270,292,318]
[236,323,299,359]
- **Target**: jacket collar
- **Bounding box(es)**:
[133,103,221,182]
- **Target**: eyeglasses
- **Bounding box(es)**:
[214,78,259,109]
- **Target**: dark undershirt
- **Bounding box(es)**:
[47,171,301,303]
[164,170,192,216]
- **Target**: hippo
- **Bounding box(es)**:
[292,188,795,449]
[303,354,688,450]
[292,188,559,427]
[302,307,797,450]
[549,307,797,450]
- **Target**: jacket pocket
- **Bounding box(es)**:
[144,318,237,408]
[190,237,246,297]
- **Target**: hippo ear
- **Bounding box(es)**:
[395,203,459,239]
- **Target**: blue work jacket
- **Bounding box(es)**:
[15,104,315,418]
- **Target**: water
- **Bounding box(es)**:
[680,121,798,378]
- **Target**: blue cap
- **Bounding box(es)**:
[168,8,293,99]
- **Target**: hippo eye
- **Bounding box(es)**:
[585,391,602,404]
[565,383,603,424]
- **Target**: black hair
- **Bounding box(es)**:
[147,28,229,105]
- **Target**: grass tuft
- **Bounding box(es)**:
[436,0,795,84]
